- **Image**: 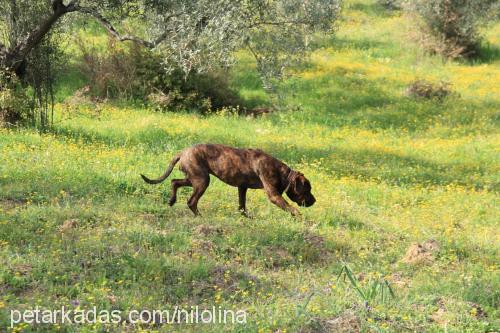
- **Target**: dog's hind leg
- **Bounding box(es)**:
[169,179,192,206]
[187,176,210,216]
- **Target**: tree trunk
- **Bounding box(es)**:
[0,0,164,80]
[0,0,75,77]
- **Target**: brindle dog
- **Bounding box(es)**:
[141,144,315,216]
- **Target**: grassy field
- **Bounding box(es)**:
[1,0,499,332]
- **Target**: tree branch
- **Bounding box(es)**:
[245,19,314,29]
[0,42,7,65]
[73,6,182,48]
[10,0,19,43]
[74,6,154,47]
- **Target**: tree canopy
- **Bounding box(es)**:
[1,0,341,80]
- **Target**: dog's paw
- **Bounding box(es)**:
[239,210,250,218]
[290,208,301,218]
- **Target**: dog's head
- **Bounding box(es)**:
[286,171,316,207]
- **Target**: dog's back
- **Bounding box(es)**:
[180,144,279,188]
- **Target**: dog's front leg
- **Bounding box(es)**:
[264,188,300,217]
[238,186,248,217]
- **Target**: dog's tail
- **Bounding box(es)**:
[141,153,181,185]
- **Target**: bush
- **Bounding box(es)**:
[76,37,244,113]
[149,69,245,114]
[77,38,149,99]
[0,71,32,125]
[409,0,498,59]
[405,80,452,100]
[60,86,105,120]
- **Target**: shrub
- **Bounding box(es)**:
[405,79,452,100]
[0,71,32,125]
[77,38,146,99]
[76,37,244,113]
[151,69,245,114]
[60,86,105,120]
[409,0,498,59]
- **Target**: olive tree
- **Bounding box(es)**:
[1,0,341,83]
[0,0,341,126]
[408,0,499,58]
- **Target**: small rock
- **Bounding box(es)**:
[59,219,79,233]
[190,239,215,255]
[422,239,440,252]
[325,310,361,332]
[468,302,487,318]
[14,264,32,276]
[140,213,156,222]
[430,307,449,325]
[387,272,409,288]
[402,239,440,265]
[194,224,223,237]
[107,295,117,304]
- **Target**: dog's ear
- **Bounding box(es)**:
[293,173,305,193]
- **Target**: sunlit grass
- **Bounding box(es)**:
[1,0,499,331]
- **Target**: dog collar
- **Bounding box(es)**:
[284,169,299,193]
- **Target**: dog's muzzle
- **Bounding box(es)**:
[304,195,316,207]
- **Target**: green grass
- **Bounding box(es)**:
[1,0,499,332]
